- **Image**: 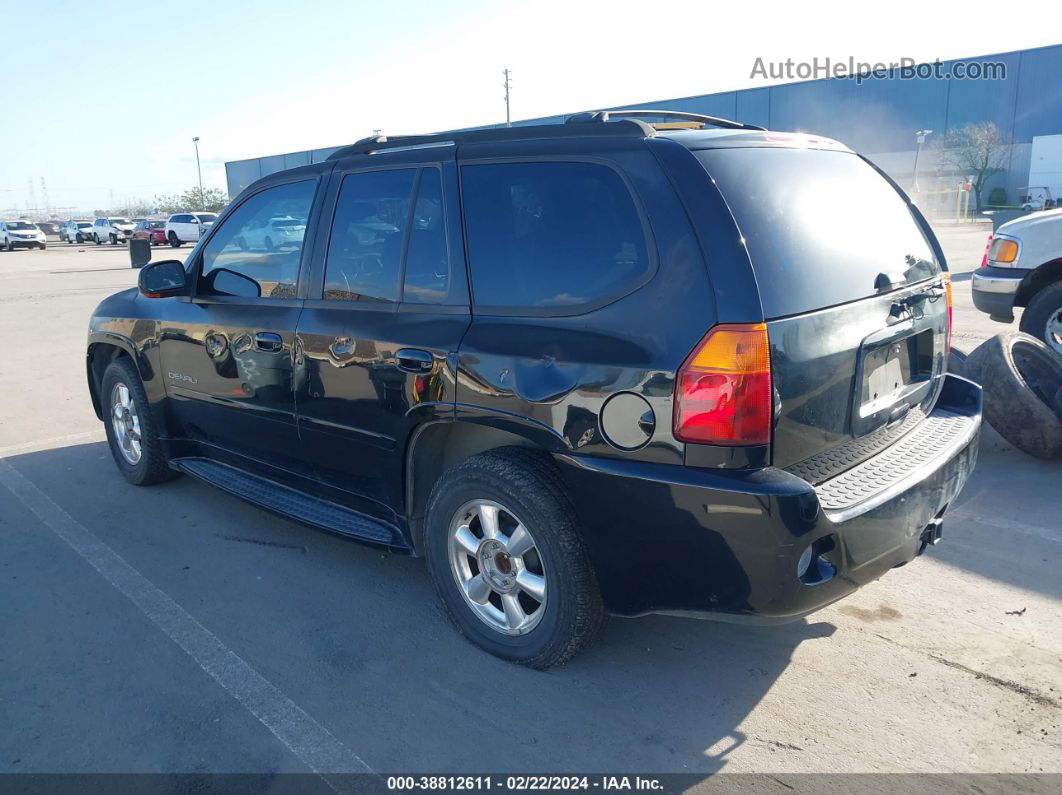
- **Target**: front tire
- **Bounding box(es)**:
[76,233,84,243]
[100,358,175,485]
[425,448,605,669]
[1018,282,1062,356]
[168,232,182,248]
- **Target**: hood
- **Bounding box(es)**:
[998,207,1062,235]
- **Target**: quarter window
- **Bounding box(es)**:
[199,180,316,299]
[323,169,415,302]
[461,162,650,311]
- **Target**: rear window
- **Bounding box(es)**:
[461,162,650,312]
[695,148,939,318]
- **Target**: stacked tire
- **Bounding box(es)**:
[965,332,1062,458]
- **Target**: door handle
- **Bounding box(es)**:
[396,348,434,373]
[254,332,283,352]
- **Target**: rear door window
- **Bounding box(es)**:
[695,147,939,319]
[461,161,650,312]
[323,169,416,302]
[402,169,450,304]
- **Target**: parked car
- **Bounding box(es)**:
[164,212,218,247]
[35,221,60,240]
[235,215,306,251]
[91,217,135,245]
[86,110,981,667]
[132,218,168,246]
[971,207,1062,355]
[0,219,47,250]
[60,219,94,243]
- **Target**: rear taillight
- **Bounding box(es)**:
[980,232,993,267]
[673,323,772,446]
[943,273,953,355]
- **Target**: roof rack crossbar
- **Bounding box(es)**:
[565,108,765,131]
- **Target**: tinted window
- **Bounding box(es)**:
[695,148,940,319]
[323,169,415,302]
[200,180,315,299]
[402,169,449,304]
[461,162,649,310]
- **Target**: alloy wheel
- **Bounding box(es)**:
[447,499,547,636]
[110,382,142,465]
[1045,310,1062,356]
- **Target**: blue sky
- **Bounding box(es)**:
[1,0,1057,214]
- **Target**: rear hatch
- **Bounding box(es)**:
[695,145,949,482]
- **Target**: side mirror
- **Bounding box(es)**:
[139,259,188,298]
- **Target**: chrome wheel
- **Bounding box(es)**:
[448,499,547,636]
[1046,310,1062,355]
[110,382,142,465]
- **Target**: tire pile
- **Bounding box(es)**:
[951,332,1062,459]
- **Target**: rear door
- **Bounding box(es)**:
[159,176,323,470]
[694,145,948,481]
[294,154,470,517]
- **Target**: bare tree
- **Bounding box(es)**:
[935,122,1011,212]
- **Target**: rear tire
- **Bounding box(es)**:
[94,233,101,245]
[967,332,1062,458]
[100,358,176,485]
[424,447,605,669]
[1018,281,1062,357]
[168,232,181,248]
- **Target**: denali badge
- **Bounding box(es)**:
[167,372,198,384]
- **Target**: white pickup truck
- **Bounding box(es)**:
[972,208,1062,355]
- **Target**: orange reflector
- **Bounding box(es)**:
[943,273,953,355]
[990,238,1018,263]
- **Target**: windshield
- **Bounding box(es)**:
[695,147,940,319]
[196,214,217,222]
[149,221,166,228]
[6,221,36,230]
[77,222,92,228]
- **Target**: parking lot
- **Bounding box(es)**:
[1,226,1059,780]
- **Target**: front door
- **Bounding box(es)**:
[295,160,470,518]
[159,177,322,472]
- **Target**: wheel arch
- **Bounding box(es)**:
[86,333,156,420]
[1016,258,1062,306]
[404,417,567,554]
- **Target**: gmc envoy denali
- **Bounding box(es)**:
[87,110,981,667]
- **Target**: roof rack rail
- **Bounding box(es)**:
[565,109,765,131]
[325,119,654,161]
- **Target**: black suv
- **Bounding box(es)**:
[87,110,981,667]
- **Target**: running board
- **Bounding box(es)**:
[170,457,406,549]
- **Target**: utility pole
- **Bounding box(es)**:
[192,136,204,210]
[912,129,932,194]
[502,68,512,127]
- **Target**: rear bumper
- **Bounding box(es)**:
[556,374,981,620]
[971,266,1031,321]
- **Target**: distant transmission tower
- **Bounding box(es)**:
[40,178,51,217]
[27,178,38,215]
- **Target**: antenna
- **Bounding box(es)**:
[502,68,512,128]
